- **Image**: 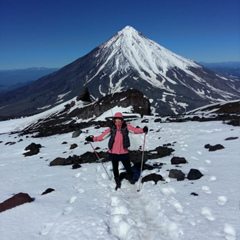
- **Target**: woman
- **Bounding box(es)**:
[85,112,148,190]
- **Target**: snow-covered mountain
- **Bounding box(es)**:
[1,26,240,117]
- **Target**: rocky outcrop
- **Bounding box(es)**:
[19,89,151,137]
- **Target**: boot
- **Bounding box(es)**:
[125,174,136,184]
[115,177,121,191]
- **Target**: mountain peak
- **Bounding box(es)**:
[118,25,139,34]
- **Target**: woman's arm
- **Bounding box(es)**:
[93,128,111,141]
[127,124,144,134]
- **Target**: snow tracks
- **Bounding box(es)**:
[108,185,182,240]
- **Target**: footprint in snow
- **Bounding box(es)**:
[209,176,217,181]
[96,165,101,172]
[201,207,215,221]
[69,196,77,203]
[217,196,228,206]
[75,172,81,178]
[205,159,211,165]
[160,186,176,196]
[168,198,183,213]
[40,222,54,235]
[202,186,211,194]
[224,223,236,240]
[76,188,85,194]
[111,205,129,215]
[63,206,73,215]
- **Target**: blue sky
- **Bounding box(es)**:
[0,0,239,70]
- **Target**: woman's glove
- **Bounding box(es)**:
[143,126,148,133]
[85,136,94,142]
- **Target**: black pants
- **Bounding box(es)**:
[109,153,133,179]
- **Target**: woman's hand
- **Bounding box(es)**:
[85,136,94,142]
[143,126,148,133]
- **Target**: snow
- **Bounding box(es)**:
[0,113,239,240]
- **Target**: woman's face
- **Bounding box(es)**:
[114,118,123,124]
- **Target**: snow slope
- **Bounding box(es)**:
[0,111,239,240]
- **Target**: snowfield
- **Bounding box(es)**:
[0,114,239,240]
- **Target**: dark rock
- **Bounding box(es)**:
[225,137,238,141]
[204,143,224,151]
[41,188,55,195]
[169,169,185,181]
[209,144,224,151]
[204,144,211,149]
[171,156,188,165]
[0,192,33,213]
[72,163,81,169]
[70,143,78,149]
[76,87,91,102]
[50,155,82,166]
[5,141,16,145]
[191,192,198,196]
[148,146,175,160]
[187,169,203,180]
[141,173,164,184]
[49,157,65,166]
[24,142,42,156]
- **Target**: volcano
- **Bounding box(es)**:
[1,26,240,117]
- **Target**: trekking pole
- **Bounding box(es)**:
[137,133,147,192]
[89,142,111,180]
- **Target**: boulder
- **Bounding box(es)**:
[169,169,185,181]
[171,156,188,165]
[0,193,33,213]
[24,142,42,156]
[187,169,203,180]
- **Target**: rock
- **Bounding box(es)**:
[24,142,42,156]
[41,188,55,195]
[205,143,225,151]
[49,155,81,166]
[49,157,65,166]
[225,137,238,141]
[70,143,78,149]
[141,173,164,184]
[209,144,224,151]
[191,192,199,196]
[169,169,185,181]
[72,130,82,138]
[204,144,211,149]
[187,169,203,180]
[5,141,16,145]
[72,163,81,169]
[171,156,188,165]
[0,193,33,213]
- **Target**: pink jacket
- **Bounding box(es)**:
[93,124,144,154]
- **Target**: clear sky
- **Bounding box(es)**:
[0,0,239,70]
